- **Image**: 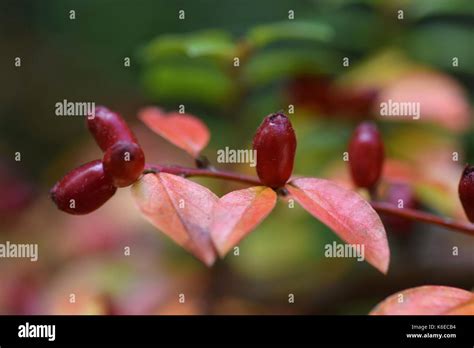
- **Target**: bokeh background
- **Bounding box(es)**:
[0,0,473,314]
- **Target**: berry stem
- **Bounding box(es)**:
[371,201,474,237]
[143,164,474,236]
[144,164,262,186]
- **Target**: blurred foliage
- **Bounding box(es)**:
[404,22,474,74]
[0,0,473,315]
[243,47,339,87]
[142,60,236,107]
[246,21,334,47]
[134,0,474,314]
[141,30,236,63]
[138,0,473,224]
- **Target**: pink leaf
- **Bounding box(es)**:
[138,107,210,157]
[210,186,277,257]
[286,177,389,274]
[370,286,473,315]
[132,173,217,266]
[446,298,474,315]
[376,71,471,132]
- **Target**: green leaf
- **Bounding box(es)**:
[142,63,236,107]
[312,9,384,53]
[141,30,236,63]
[405,23,474,74]
[408,0,474,19]
[247,21,333,47]
[243,48,339,86]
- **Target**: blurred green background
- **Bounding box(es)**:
[0,0,473,314]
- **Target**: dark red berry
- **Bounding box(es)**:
[0,161,35,221]
[287,75,377,118]
[87,106,137,152]
[253,113,297,188]
[458,165,474,222]
[381,182,417,234]
[287,75,334,114]
[103,141,145,187]
[50,160,117,215]
[348,122,384,189]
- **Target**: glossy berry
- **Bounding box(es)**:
[458,165,474,222]
[87,106,137,151]
[103,141,145,187]
[253,112,297,188]
[348,122,384,189]
[50,160,117,215]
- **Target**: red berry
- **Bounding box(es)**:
[348,122,384,189]
[103,141,145,187]
[50,160,117,215]
[253,113,297,188]
[87,106,137,151]
[458,165,474,222]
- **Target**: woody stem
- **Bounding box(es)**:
[370,201,474,236]
[144,164,262,186]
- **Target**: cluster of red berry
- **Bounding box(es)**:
[50,109,299,216]
[50,107,145,214]
[50,105,474,230]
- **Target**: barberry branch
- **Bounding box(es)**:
[144,164,474,236]
[371,201,474,237]
[144,164,262,186]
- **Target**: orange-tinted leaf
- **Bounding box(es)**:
[210,186,277,257]
[132,173,217,265]
[446,298,474,315]
[370,286,473,315]
[138,107,210,157]
[286,177,389,274]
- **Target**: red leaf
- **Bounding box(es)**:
[210,186,277,256]
[132,172,217,265]
[370,286,473,315]
[138,107,210,157]
[286,177,389,274]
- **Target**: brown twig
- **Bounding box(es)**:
[144,164,262,186]
[371,201,474,237]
